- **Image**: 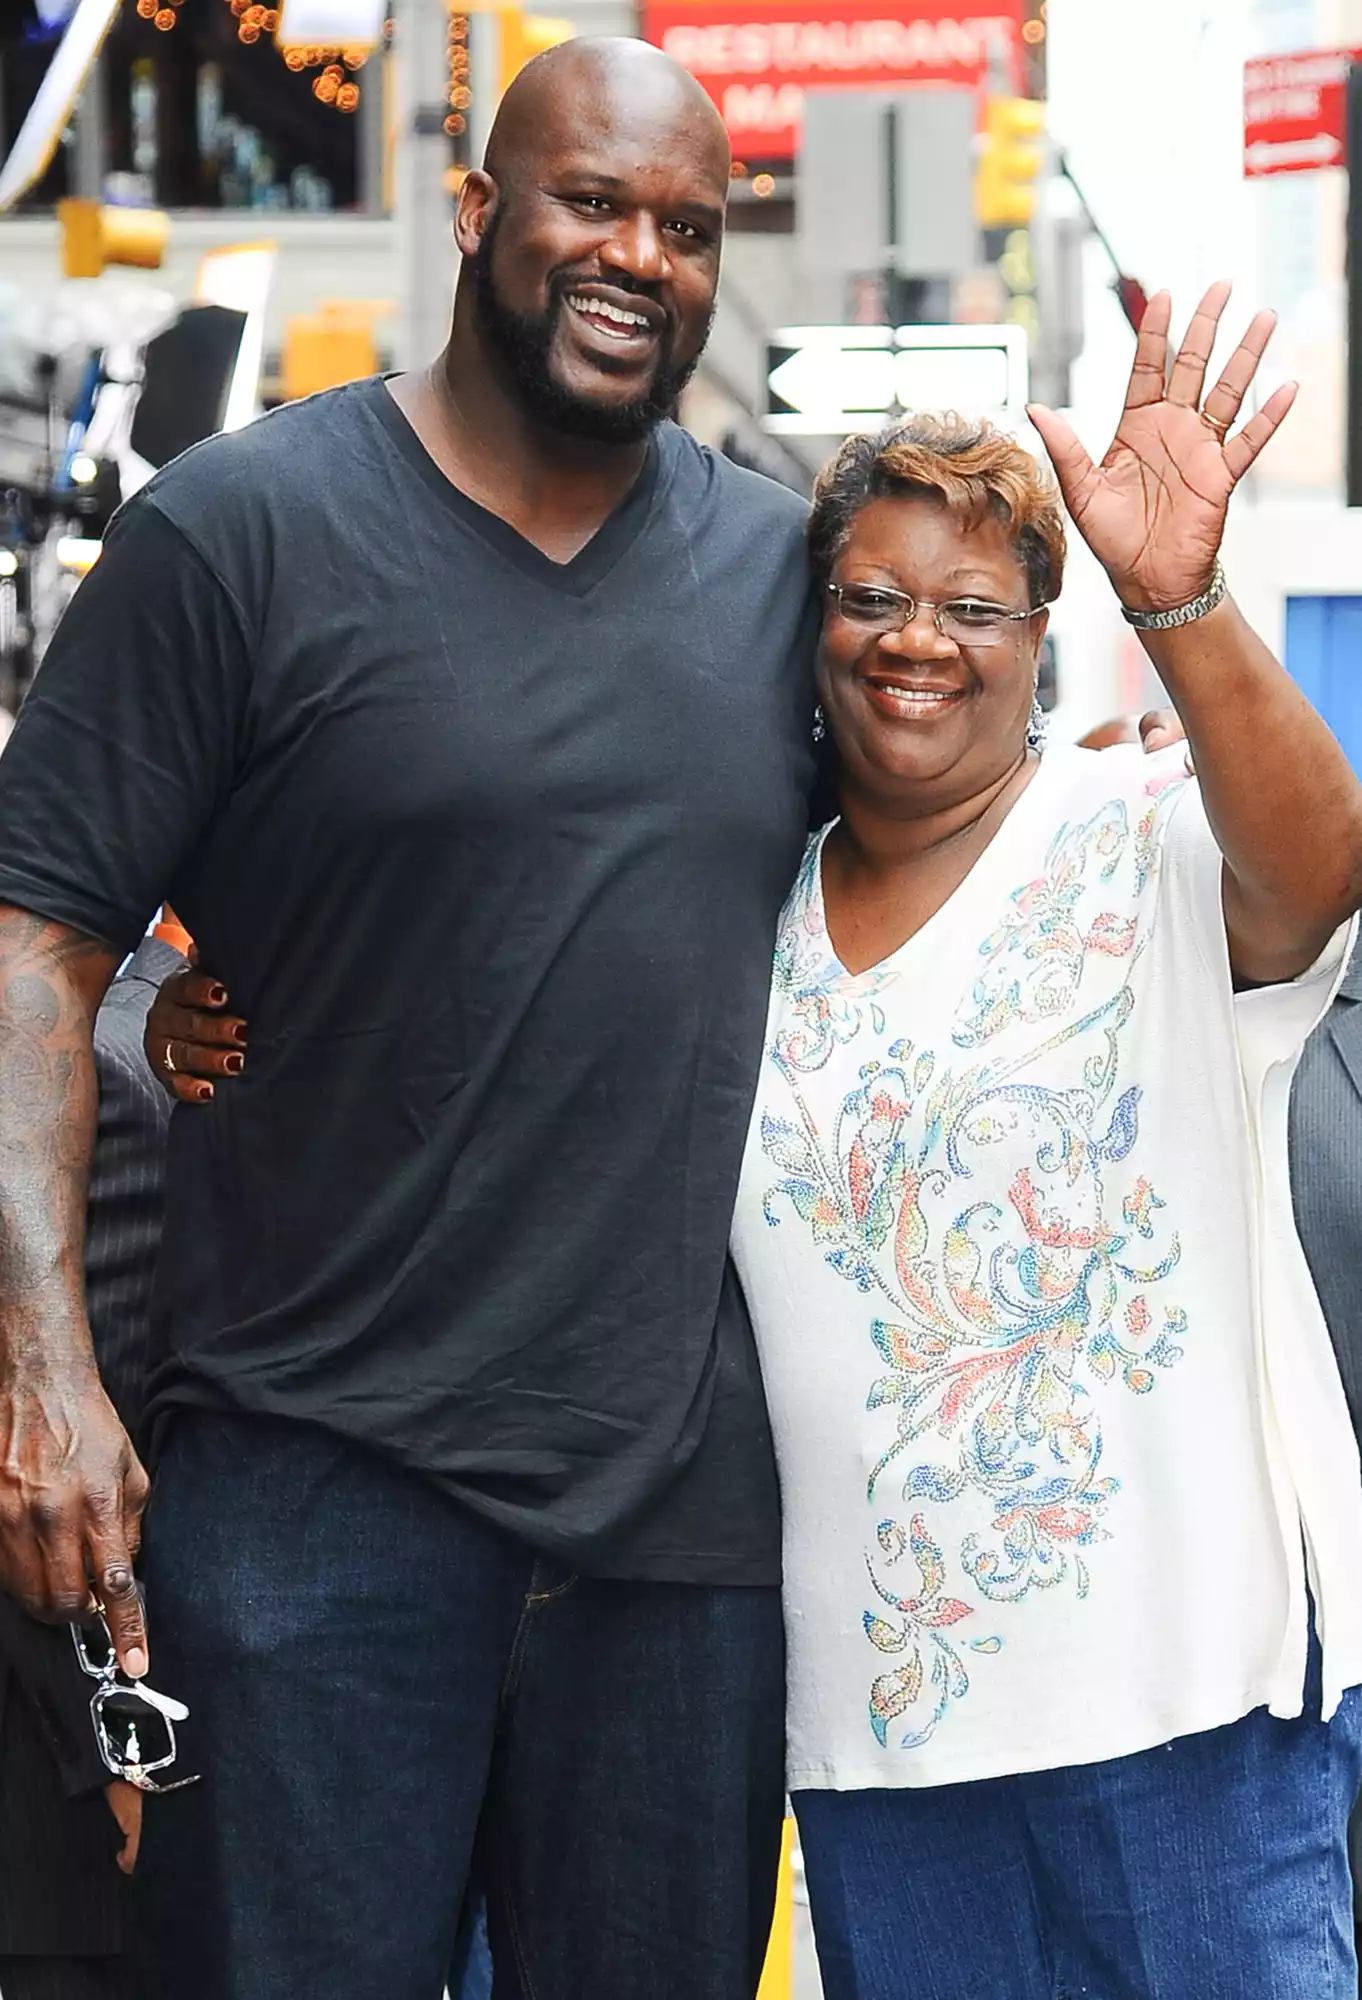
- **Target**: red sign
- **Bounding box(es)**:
[1243,47,1361,178]
[641,0,1023,160]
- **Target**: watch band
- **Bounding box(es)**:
[1120,561,1227,632]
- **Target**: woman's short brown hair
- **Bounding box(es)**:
[807,413,1067,611]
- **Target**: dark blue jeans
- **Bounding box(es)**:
[447,1897,492,2000]
[795,1646,1362,2000]
[131,1414,785,2000]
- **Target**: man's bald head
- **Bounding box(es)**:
[484,37,729,187]
[452,35,729,444]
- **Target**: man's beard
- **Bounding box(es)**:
[470,207,708,443]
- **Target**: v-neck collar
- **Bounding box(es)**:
[809,749,1068,987]
[362,376,669,598]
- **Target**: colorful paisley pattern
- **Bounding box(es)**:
[762,786,1187,1751]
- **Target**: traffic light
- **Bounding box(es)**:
[57,198,168,278]
[975,96,1046,232]
[499,9,573,94]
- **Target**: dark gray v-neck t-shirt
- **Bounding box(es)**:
[0,379,818,1582]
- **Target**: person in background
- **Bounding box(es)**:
[1078,714,1139,750]
[1289,924,1362,1977]
[0,914,186,2000]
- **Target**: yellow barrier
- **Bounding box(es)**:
[757,1816,796,2000]
[281,301,392,402]
[57,197,168,278]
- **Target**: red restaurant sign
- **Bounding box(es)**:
[641,0,1023,160]
[1243,47,1362,178]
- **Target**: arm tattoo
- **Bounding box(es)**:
[0,909,120,1373]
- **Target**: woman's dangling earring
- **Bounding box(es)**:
[812,704,827,744]
[1026,690,1047,753]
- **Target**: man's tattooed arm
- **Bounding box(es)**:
[0,906,151,1676]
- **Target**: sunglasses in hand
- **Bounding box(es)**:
[71,1609,201,1795]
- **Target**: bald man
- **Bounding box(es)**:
[0,38,813,2000]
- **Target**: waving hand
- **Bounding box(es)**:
[1028,284,1297,615]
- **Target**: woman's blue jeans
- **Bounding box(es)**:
[796,1641,1362,2000]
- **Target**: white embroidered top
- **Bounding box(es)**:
[731,744,1362,1792]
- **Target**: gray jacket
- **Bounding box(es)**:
[1290,931,1362,1447]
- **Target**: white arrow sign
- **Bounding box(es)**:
[765,324,1028,436]
[767,341,897,419]
[1245,132,1342,172]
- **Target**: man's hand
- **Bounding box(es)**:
[1138,707,1190,758]
[105,1778,143,1874]
[144,966,246,1104]
[0,1365,149,1675]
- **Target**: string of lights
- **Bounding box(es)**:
[446,10,468,140]
[132,0,388,115]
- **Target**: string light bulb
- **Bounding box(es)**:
[447,11,470,143]
[207,0,386,110]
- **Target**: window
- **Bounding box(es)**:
[1,1,379,212]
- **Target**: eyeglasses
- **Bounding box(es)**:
[825,581,1049,648]
[71,1612,201,1795]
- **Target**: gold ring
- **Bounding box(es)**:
[1201,410,1232,439]
[164,1039,177,1075]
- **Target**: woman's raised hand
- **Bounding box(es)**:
[1027,284,1297,615]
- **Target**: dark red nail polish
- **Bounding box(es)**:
[208,985,228,1006]
[225,1052,244,1075]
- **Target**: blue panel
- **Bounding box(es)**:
[1285,595,1362,777]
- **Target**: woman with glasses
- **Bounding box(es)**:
[730,284,1362,1998]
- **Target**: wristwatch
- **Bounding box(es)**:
[1120,561,1227,631]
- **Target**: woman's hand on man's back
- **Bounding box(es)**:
[144,964,248,1103]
